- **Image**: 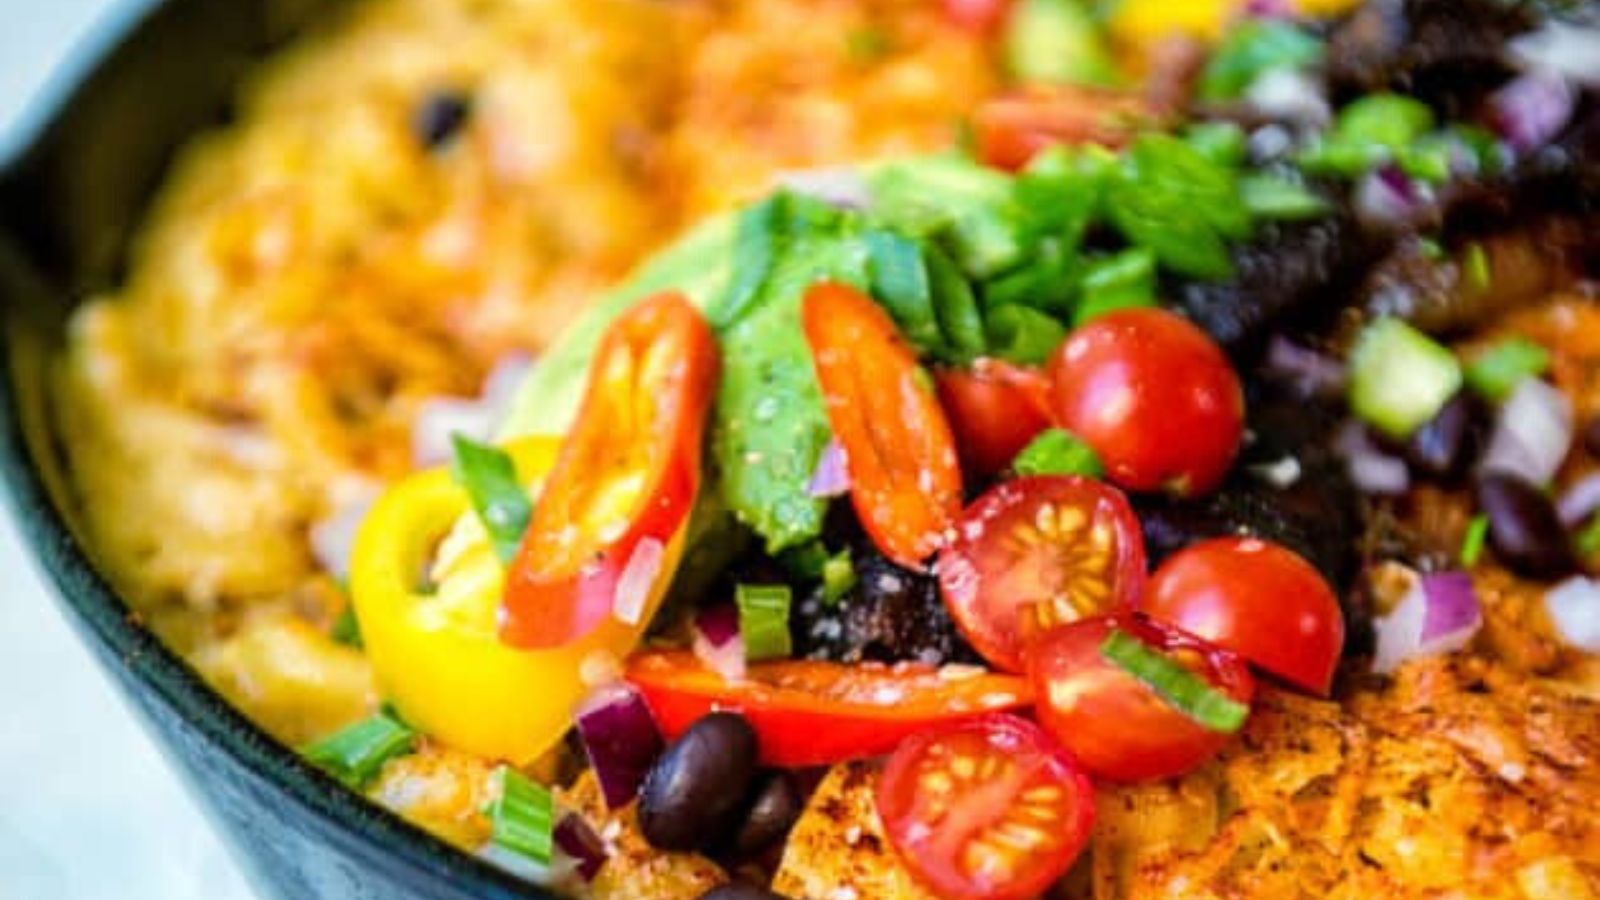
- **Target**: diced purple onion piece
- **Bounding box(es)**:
[1489,71,1577,153]
[554,814,608,882]
[1243,0,1293,17]
[1266,336,1346,395]
[575,684,666,810]
[692,604,747,681]
[1556,472,1600,526]
[1544,577,1600,653]
[1354,166,1428,228]
[778,167,872,211]
[1244,69,1330,126]
[1481,378,1573,488]
[694,603,741,647]
[1419,570,1482,644]
[808,439,851,498]
[412,398,495,467]
[1335,421,1411,495]
[1509,23,1600,89]
[612,538,665,626]
[309,489,379,581]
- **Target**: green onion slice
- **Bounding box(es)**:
[488,766,556,868]
[1075,248,1156,326]
[1347,318,1463,440]
[1459,514,1490,567]
[1465,337,1550,402]
[330,605,363,649]
[1100,629,1250,734]
[821,550,857,607]
[1239,174,1330,220]
[451,435,534,565]
[1013,429,1103,478]
[302,712,416,789]
[737,584,794,662]
[986,305,1068,366]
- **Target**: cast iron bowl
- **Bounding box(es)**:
[0,1,559,897]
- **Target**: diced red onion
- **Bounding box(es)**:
[612,537,665,626]
[1374,570,1482,673]
[1489,71,1577,153]
[1509,22,1600,89]
[309,489,379,581]
[1556,472,1600,526]
[1481,378,1573,487]
[483,354,535,414]
[1243,0,1293,18]
[413,399,495,467]
[575,683,666,810]
[554,814,608,882]
[692,604,748,682]
[1353,166,1429,228]
[1543,576,1600,653]
[1244,68,1330,126]
[1266,336,1346,396]
[778,167,873,211]
[808,439,851,498]
[1335,421,1411,496]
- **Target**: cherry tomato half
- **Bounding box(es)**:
[502,294,718,648]
[974,86,1152,171]
[1141,537,1345,695]
[936,359,1055,478]
[1048,308,1243,497]
[939,476,1146,673]
[876,714,1096,900]
[625,652,1031,768]
[1031,614,1255,782]
[804,282,963,568]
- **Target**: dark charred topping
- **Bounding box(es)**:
[412,90,471,149]
[790,546,981,666]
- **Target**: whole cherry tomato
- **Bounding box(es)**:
[1047,308,1243,497]
[876,714,1096,900]
[935,359,1054,478]
[1140,537,1345,695]
[939,476,1146,673]
[1031,613,1255,782]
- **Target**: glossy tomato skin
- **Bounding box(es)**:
[1048,308,1243,497]
[935,359,1054,478]
[1031,614,1255,782]
[975,87,1150,171]
[625,651,1031,768]
[1141,537,1345,695]
[877,714,1096,900]
[939,476,1146,673]
[805,283,963,568]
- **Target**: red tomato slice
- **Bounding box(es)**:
[1141,537,1345,695]
[1048,308,1243,497]
[1031,614,1255,782]
[804,282,963,568]
[974,87,1153,171]
[501,294,718,648]
[935,359,1054,478]
[938,476,1146,673]
[943,0,1012,33]
[876,714,1096,900]
[625,651,1031,768]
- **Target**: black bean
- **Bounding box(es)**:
[639,713,759,852]
[1477,473,1579,579]
[412,91,470,149]
[731,771,802,856]
[1407,393,1484,480]
[1583,415,1600,458]
[698,885,790,900]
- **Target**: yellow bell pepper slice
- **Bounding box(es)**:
[1109,0,1363,44]
[349,437,686,764]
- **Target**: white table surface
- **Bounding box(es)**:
[0,1,255,897]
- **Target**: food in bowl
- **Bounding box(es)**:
[54,0,1600,896]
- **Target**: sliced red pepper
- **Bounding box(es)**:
[803,282,963,568]
[625,651,1032,768]
[501,293,718,648]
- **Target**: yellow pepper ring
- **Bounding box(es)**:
[350,436,687,764]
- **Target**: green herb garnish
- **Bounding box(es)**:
[487,766,556,868]
[1100,629,1250,733]
[737,583,794,662]
[986,305,1069,365]
[1465,337,1550,402]
[451,435,533,565]
[1459,514,1490,567]
[1198,19,1323,101]
[1239,174,1330,220]
[1013,429,1103,478]
[331,604,363,649]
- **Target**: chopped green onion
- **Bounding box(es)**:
[926,242,989,363]
[1465,337,1550,402]
[1418,237,1446,260]
[1004,0,1120,88]
[708,193,784,329]
[1100,629,1250,733]
[1459,514,1490,567]
[737,584,794,662]
[331,604,363,649]
[1463,242,1492,293]
[1347,317,1463,440]
[1296,137,1391,177]
[1013,429,1103,478]
[985,305,1069,366]
[451,435,533,565]
[1184,122,1248,169]
[865,229,944,354]
[1074,248,1155,326]
[1333,94,1436,153]
[1397,134,1455,184]
[778,541,831,580]
[821,551,857,607]
[1576,516,1600,558]
[302,712,416,789]
[1239,174,1330,220]
[1198,19,1324,102]
[487,766,556,868]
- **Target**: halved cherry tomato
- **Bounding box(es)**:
[502,293,718,648]
[938,476,1146,673]
[935,359,1055,478]
[974,86,1153,171]
[1141,537,1344,695]
[1031,613,1255,782]
[876,714,1095,900]
[804,282,963,568]
[1048,308,1243,497]
[943,0,1012,33]
[625,651,1031,768]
